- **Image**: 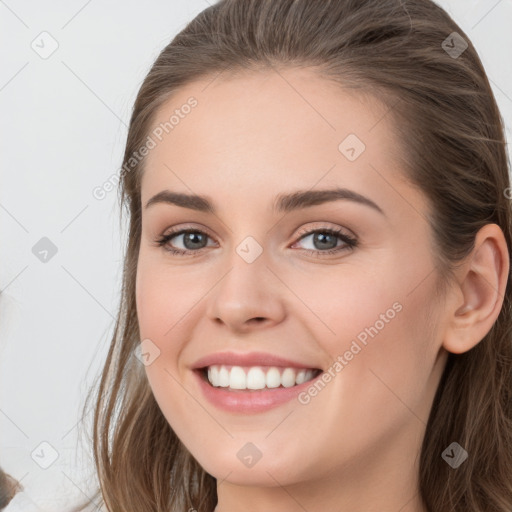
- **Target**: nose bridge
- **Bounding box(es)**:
[206,235,285,328]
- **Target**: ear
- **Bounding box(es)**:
[442,223,510,354]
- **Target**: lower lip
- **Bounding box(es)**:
[193,369,323,414]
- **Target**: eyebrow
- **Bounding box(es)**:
[144,187,385,216]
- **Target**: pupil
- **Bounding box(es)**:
[315,233,336,250]
[184,232,206,249]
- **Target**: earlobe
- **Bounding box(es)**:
[442,223,509,355]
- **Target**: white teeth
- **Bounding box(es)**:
[295,369,307,385]
[281,368,296,388]
[205,365,318,390]
[246,367,267,389]
[266,367,281,388]
[218,366,230,387]
[229,366,246,389]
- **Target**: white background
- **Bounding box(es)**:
[1,0,511,510]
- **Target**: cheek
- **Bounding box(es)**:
[135,257,203,434]
[295,293,436,468]
[303,261,437,414]
[136,253,204,351]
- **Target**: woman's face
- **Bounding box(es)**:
[136,68,449,492]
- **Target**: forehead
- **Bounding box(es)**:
[140,67,419,218]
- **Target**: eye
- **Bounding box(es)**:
[291,227,357,256]
[154,225,357,257]
[154,227,217,257]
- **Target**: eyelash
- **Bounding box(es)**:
[154,225,357,258]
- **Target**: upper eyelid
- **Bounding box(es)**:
[162,223,218,241]
[295,223,355,238]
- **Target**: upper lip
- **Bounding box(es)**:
[191,351,321,370]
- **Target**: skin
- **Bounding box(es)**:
[135,67,509,512]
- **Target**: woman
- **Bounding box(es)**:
[73,0,512,510]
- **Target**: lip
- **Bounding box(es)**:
[191,351,321,371]
[192,367,324,414]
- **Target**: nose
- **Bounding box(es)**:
[205,250,286,333]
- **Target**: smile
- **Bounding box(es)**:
[194,365,325,414]
[204,365,322,390]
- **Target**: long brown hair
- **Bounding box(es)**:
[73,1,512,510]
